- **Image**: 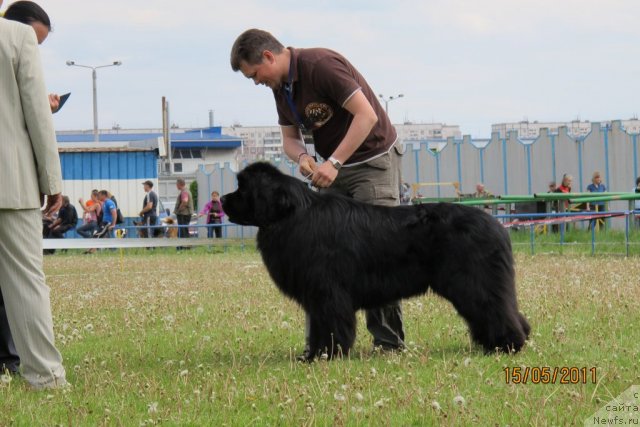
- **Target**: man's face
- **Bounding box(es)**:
[239,52,282,90]
[143,184,151,192]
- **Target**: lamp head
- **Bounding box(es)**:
[66,60,75,66]
[113,61,122,66]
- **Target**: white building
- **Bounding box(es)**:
[394,122,462,141]
[223,122,462,163]
[492,119,640,139]
[222,125,282,163]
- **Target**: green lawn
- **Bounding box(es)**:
[509,226,640,256]
[1,249,638,426]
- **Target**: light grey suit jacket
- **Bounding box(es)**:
[0,19,62,209]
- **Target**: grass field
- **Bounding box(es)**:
[508,226,640,256]
[1,248,639,426]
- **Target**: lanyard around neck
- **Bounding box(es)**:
[283,52,306,131]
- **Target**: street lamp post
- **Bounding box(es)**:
[378,93,404,116]
[66,60,122,142]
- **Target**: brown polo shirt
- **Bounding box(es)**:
[274,47,397,165]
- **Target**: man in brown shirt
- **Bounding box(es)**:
[174,177,194,240]
[231,29,405,359]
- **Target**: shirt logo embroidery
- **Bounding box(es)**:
[304,102,333,129]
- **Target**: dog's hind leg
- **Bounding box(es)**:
[432,274,529,354]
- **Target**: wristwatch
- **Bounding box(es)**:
[328,156,342,170]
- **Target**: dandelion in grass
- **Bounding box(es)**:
[334,392,346,402]
[0,373,11,385]
[453,395,465,406]
[431,401,441,411]
[147,401,158,414]
[354,392,364,401]
[374,398,389,408]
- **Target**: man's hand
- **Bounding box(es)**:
[43,193,63,217]
[299,154,317,178]
[311,162,338,188]
[49,94,60,113]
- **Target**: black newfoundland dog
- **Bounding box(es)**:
[222,162,530,360]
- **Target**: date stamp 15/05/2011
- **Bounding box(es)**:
[504,366,597,385]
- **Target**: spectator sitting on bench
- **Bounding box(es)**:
[456,182,493,199]
[45,196,77,238]
[473,182,492,198]
[77,190,102,238]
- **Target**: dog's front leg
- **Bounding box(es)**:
[305,302,356,361]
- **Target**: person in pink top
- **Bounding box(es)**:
[198,191,224,238]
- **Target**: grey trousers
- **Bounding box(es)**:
[0,289,19,372]
[0,209,66,389]
[304,143,406,351]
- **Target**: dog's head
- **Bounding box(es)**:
[222,162,306,227]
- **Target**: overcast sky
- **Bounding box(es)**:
[17,0,640,137]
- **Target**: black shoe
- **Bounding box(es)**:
[372,344,405,353]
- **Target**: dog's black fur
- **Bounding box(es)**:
[222,162,530,360]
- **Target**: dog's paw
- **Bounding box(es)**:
[295,351,314,363]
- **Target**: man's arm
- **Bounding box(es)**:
[281,126,316,176]
[311,90,377,188]
[17,26,63,197]
[178,191,190,211]
[78,198,89,212]
[109,208,117,229]
[141,201,153,214]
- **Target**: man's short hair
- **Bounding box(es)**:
[99,190,108,197]
[230,29,285,71]
[4,1,51,30]
[176,177,186,186]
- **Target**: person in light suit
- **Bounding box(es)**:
[0,17,68,389]
[3,1,62,113]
